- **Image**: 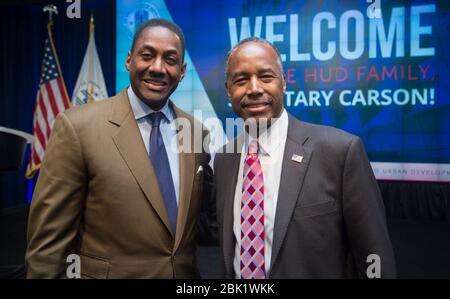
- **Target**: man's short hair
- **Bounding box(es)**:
[131,18,186,62]
[225,37,284,79]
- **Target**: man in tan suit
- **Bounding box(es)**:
[26,19,216,278]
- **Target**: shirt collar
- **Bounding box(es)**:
[127,86,174,123]
[243,108,288,157]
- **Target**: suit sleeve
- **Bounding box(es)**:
[26,112,87,278]
[213,153,227,278]
[342,137,396,278]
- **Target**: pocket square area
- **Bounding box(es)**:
[196,166,203,174]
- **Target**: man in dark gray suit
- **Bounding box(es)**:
[214,37,396,279]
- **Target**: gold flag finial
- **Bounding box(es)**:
[89,12,95,34]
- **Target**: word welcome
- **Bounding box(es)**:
[228,4,435,61]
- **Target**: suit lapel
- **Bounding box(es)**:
[110,90,174,237]
[222,137,243,278]
[174,150,195,251]
[270,115,312,274]
[171,104,196,252]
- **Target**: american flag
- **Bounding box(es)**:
[26,31,71,178]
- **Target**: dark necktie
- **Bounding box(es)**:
[148,112,178,234]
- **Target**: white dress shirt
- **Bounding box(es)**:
[233,109,289,278]
[127,86,180,206]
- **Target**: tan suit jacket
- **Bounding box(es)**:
[26,89,214,278]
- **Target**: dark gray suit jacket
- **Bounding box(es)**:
[214,114,396,278]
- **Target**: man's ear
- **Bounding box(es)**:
[282,74,287,95]
[125,51,132,71]
[225,81,231,98]
[179,62,187,81]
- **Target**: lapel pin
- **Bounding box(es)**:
[291,154,303,163]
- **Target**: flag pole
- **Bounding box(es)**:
[42,4,71,107]
[88,12,95,102]
[43,5,57,49]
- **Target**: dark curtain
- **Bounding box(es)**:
[0,0,116,209]
[379,181,450,222]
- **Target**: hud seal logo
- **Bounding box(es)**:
[73,81,108,105]
[124,2,160,40]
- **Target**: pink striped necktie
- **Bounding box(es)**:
[240,140,266,279]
